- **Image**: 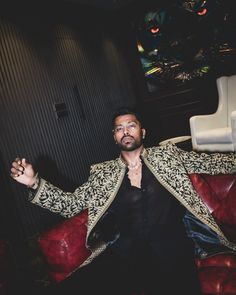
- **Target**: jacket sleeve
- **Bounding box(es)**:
[176,145,236,174]
[28,166,97,218]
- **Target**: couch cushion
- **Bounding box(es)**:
[195,253,236,268]
[196,127,232,144]
[38,209,91,283]
[195,254,236,295]
[189,173,236,243]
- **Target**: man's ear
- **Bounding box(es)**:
[142,129,146,139]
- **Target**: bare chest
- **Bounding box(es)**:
[127,165,142,188]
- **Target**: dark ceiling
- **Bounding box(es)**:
[62,0,139,10]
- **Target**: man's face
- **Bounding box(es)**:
[113,114,146,151]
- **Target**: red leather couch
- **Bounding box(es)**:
[35,173,236,295]
[190,173,236,295]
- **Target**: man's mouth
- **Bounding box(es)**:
[122,136,134,144]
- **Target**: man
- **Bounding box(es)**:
[10,107,236,295]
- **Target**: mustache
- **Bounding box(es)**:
[121,135,134,141]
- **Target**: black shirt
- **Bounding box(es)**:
[109,161,193,258]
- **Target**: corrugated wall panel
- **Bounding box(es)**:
[0,12,136,242]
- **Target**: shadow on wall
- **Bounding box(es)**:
[0,151,20,241]
[34,155,78,192]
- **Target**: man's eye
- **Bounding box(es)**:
[115,127,123,132]
[128,123,137,129]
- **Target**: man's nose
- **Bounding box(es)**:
[123,127,129,135]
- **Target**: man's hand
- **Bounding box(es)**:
[10,158,38,188]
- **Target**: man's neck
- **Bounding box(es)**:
[121,145,143,166]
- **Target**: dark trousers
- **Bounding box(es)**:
[48,243,201,295]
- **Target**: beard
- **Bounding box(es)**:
[117,136,143,151]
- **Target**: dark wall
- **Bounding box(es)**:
[141,77,219,146]
[0,3,137,244]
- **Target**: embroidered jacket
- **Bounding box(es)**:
[30,143,236,266]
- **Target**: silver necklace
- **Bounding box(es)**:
[127,158,142,170]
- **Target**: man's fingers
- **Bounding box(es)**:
[10,157,31,181]
[12,161,20,169]
[11,158,25,176]
[21,158,28,167]
[14,157,21,163]
[11,166,23,175]
[12,161,24,171]
[10,166,23,178]
[10,172,20,178]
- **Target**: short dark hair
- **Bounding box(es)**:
[111,106,143,128]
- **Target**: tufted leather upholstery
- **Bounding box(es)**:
[190,173,236,295]
[38,209,91,283]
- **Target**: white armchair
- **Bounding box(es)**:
[189,75,236,152]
